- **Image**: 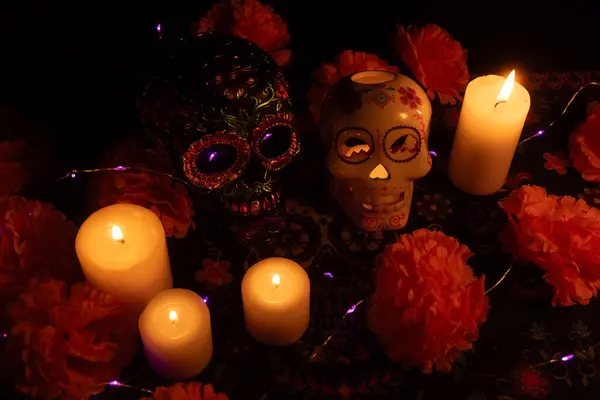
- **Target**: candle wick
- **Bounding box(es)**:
[116,239,126,245]
[494,100,507,108]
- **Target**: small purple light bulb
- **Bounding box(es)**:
[428,150,438,157]
[109,380,120,387]
[208,152,217,162]
[156,24,161,33]
[536,130,545,137]
[2,333,7,338]
[561,354,574,362]
[114,165,126,171]
[70,173,76,178]
[323,272,334,279]
[346,305,357,314]
[202,296,208,304]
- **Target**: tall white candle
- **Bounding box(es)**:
[448,70,531,195]
[242,257,310,346]
[75,204,172,310]
[139,289,212,379]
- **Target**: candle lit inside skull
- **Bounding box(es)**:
[449,70,530,195]
[242,258,310,346]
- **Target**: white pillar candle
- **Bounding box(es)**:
[75,204,172,310]
[242,257,310,346]
[139,289,212,379]
[448,70,531,195]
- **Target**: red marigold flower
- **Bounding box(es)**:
[155,382,229,400]
[196,0,291,66]
[90,138,195,238]
[368,229,489,373]
[0,196,80,306]
[570,102,600,182]
[499,185,600,306]
[6,278,137,399]
[195,258,234,289]
[394,24,469,105]
[307,50,399,120]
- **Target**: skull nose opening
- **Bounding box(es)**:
[369,164,390,180]
[351,71,396,85]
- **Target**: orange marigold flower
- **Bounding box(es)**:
[154,382,229,400]
[394,24,469,105]
[499,185,600,306]
[7,278,137,399]
[90,138,195,238]
[196,0,291,66]
[570,102,600,182]
[368,229,489,373]
[0,196,80,306]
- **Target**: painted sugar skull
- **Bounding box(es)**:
[319,71,432,231]
[139,33,298,216]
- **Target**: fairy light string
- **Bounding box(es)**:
[309,261,514,361]
[518,81,599,146]
[58,166,195,188]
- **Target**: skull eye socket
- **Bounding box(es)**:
[196,144,238,174]
[253,112,300,171]
[259,125,293,159]
[383,126,421,163]
[336,127,374,164]
[183,132,251,189]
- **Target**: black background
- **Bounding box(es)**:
[1,0,598,170]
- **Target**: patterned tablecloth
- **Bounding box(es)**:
[90,70,600,400]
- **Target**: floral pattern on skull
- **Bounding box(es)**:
[319,71,432,231]
[139,33,299,217]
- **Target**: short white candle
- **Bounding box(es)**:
[449,70,531,195]
[139,289,213,380]
[242,257,310,346]
[75,204,172,310]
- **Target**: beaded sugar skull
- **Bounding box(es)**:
[319,71,432,231]
[139,33,298,217]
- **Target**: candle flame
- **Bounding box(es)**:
[169,310,178,322]
[111,225,124,242]
[272,274,280,286]
[496,70,516,103]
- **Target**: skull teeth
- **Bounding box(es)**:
[222,192,281,216]
[361,192,405,213]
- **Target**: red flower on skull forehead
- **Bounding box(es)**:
[196,0,291,66]
[397,86,422,109]
[395,24,469,105]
